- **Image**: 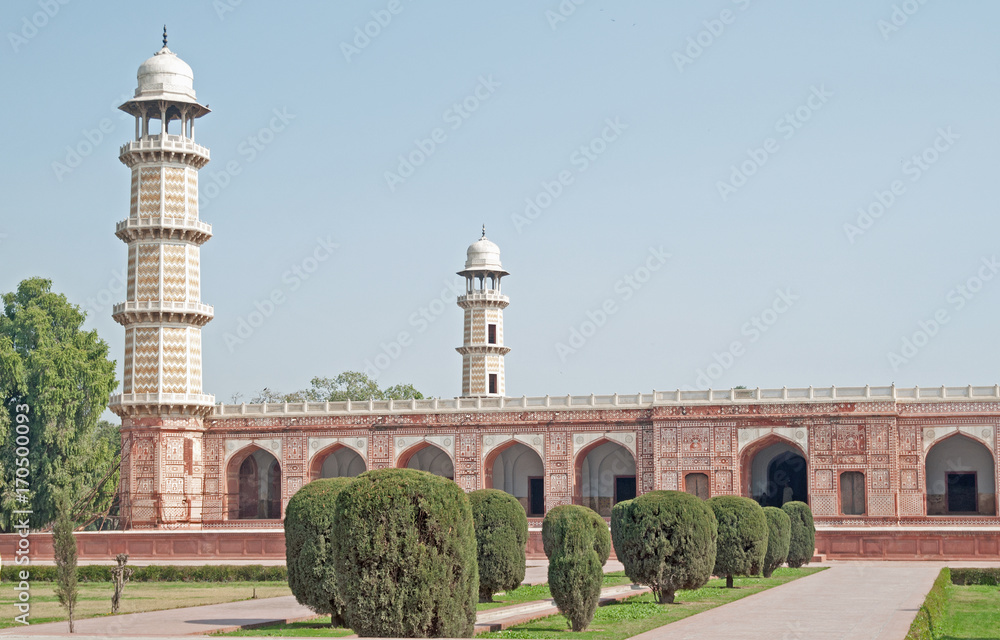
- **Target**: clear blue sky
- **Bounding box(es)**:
[3,0,1000,405]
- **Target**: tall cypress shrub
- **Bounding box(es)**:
[782,501,816,568]
[708,496,768,588]
[542,505,610,631]
[333,468,477,638]
[761,506,791,578]
[469,489,528,602]
[610,491,717,603]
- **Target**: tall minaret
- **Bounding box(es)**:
[456,228,510,397]
[109,29,214,528]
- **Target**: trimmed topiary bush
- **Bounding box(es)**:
[469,489,528,602]
[782,501,816,569]
[761,506,791,578]
[610,491,717,604]
[708,496,768,588]
[542,505,610,632]
[333,468,478,638]
[284,477,355,626]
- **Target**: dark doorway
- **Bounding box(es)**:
[528,477,544,516]
[238,456,258,519]
[947,473,977,513]
[489,374,497,394]
[615,476,637,504]
[840,471,866,515]
[764,452,808,507]
[685,472,710,500]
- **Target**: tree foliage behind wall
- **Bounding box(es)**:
[246,371,424,404]
[0,278,118,530]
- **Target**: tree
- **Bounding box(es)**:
[333,469,477,638]
[542,505,610,632]
[52,499,78,632]
[285,477,355,626]
[0,278,118,531]
[469,489,528,602]
[782,501,816,568]
[249,371,424,404]
[761,506,791,578]
[708,496,768,588]
[610,491,717,604]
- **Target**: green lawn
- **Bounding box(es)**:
[481,567,825,640]
[0,581,291,628]
[934,583,1000,640]
[216,568,823,638]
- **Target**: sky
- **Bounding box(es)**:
[2,0,1000,408]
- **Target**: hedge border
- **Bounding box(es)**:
[903,567,950,640]
[949,567,1000,586]
[1,564,287,583]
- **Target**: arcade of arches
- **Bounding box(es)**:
[206,422,998,535]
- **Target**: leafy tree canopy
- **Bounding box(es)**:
[244,371,424,403]
[0,278,118,530]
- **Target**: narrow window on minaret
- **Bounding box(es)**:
[488,324,497,344]
[489,374,498,394]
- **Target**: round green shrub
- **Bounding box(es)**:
[782,501,815,568]
[610,491,718,604]
[333,468,477,638]
[708,495,768,588]
[284,477,355,626]
[469,489,528,602]
[542,505,610,632]
[761,506,791,578]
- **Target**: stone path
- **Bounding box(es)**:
[629,561,978,640]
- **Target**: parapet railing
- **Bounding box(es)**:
[211,384,1000,417]
[120,134,210,158]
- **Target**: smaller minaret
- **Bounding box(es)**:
[456,227,510,397]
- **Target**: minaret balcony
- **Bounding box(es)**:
[457,291,509,309]
[455,344,512,356]
[119,134,210,169]
[116,216,212,244]
[112,299,214,327]
[109,392,216,418]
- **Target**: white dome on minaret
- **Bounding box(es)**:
[121,27,209,117]
[462,232,508,276]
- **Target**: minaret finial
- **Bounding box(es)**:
[482,224,486,239]
[162,25,168,48]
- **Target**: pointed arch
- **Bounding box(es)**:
[739,434,808,507]
[309,442,367,481]
[573,438,636,516]
[484,440,545,515]
[398,441,455,480]
[226,444,282,520]
[925,432,996,516]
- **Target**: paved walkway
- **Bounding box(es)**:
[630,561,989,640]
[5,560,993,639]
